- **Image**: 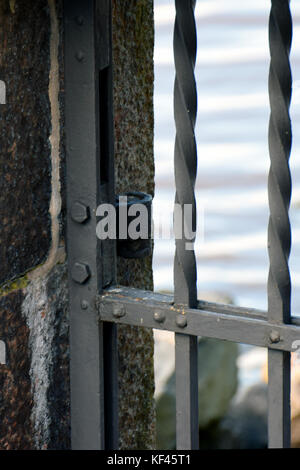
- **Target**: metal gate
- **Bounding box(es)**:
[64,0,299,450]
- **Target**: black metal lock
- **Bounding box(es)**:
[116,191,152,259]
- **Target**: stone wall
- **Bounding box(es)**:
[0,0,155,449]
[112,0,155,450]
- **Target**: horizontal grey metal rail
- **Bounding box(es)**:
[98,286,300,353]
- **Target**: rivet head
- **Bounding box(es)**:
[176,314,187,328]
[76,50,84,62]
[112,305,126,318]
[72,262,90,284]
[269,330,281,344]
[154,311,165,323]
[81,300,89,310]
[71,202,90,224]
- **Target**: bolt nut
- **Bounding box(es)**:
[269,330,281,344]
[112,305,126,318]
[81,300,89,310]
[154,311,165,323]
[176,314,187,328]
[72,262,90,284]
[71,202,90,224]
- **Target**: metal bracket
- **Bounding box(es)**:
[115,191,152,258]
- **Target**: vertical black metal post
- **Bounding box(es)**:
[267,0,292,448]
[173,0,199,450]
[96,0,118,450]
[64,0,118,450]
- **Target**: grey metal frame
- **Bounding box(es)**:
[64,0,118,450]
[65,0,296,450]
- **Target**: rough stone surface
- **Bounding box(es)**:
[0,289,33,450]
[55,0,66,239]
[0,0,155,450]
[0,0,69,450]
[22,262,70,450]
[156,338,238,450]
[112,0,156,450]
[0,263,69,450]
[45,264,69,450]
[0,0,52,285]
[213,384,268,449]
[262,351,300,448]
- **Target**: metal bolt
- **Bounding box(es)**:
[176,314,187,328]
[81,300,89,310]
[72,262,90,284]
[154,311,165,323]
[112,304,126,318]
[269,330,281,344]
[76,50,84,62]
[71,202,90,224]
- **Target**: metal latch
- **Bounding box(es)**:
[116,191,152,259]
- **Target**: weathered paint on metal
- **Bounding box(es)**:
[64,0,117,450]
[67,0,298,451]
[173,0,199,450]
[98,287,300,353]
[267,0,292,449]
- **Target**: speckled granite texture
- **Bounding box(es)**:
[0,0,52,285]
[112,0,156,450]
[0,0,155,449]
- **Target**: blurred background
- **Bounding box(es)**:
[152,0,300,449]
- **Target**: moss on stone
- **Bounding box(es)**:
[9,0,15,14]
[0,275,30,297]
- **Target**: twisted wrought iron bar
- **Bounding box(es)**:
[173,0,197,308]
[267,0,292,324]
[267,0,292,449]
